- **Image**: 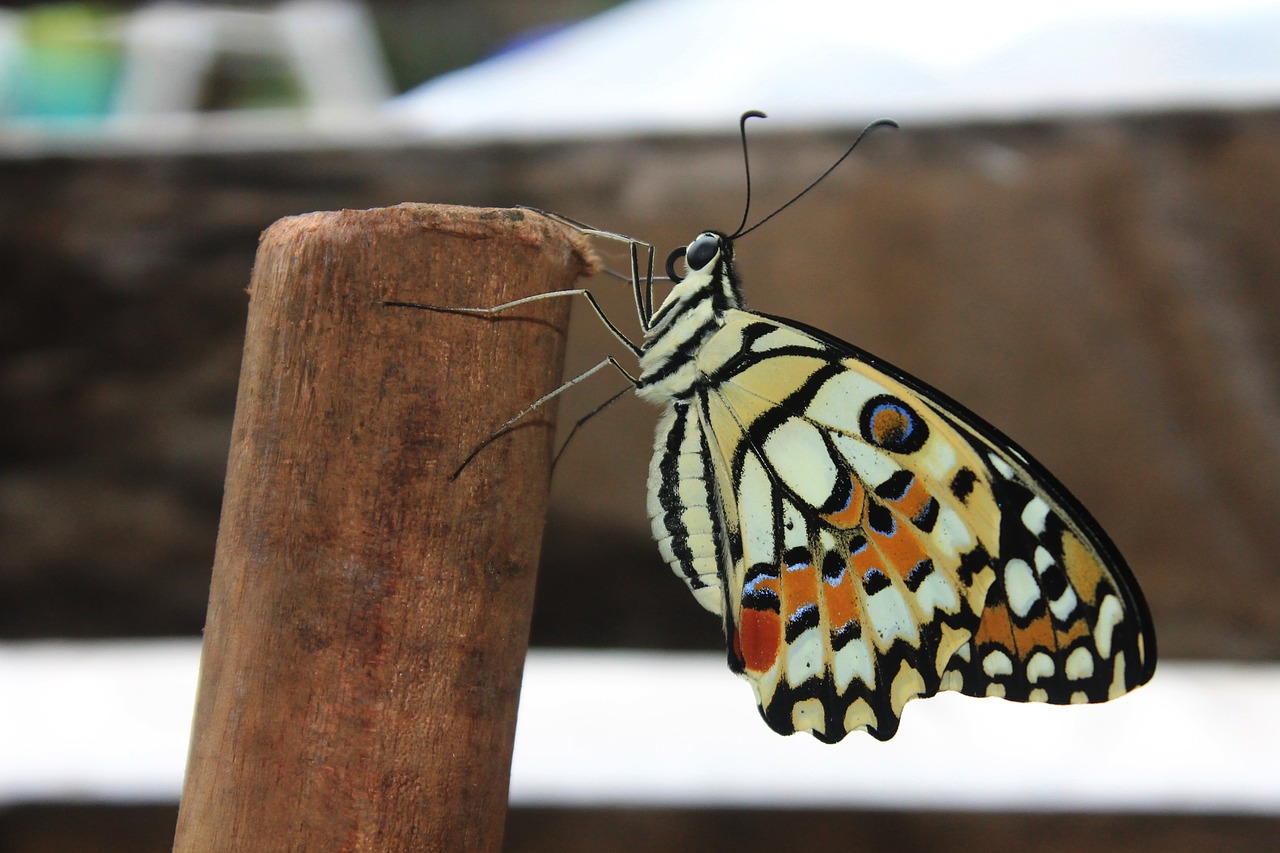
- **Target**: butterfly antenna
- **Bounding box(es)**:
[729,117,899,240]
[730,110,768,238]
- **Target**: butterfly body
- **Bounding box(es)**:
[638,230,1156,743]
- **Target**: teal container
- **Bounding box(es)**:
[9,4,122,119]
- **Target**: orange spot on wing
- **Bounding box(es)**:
[974,605,1015,648]
[780,562,818,622]
[821,479,865,528]
[1060,532,1105,602]
[981,605,1061,659]
[822,565,861,632]
[872,407,910,446]
[868,518,929,581]
[890,477,932,521]
[1056,617,1091,647]
[739,609,782,673]
[1012,611,1057,653]
[849,539,880,579]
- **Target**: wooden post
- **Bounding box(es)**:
[172,204,597,853]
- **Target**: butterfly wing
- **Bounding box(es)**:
[685,310,1156,743]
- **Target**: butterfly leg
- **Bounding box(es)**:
[516,206,660,331]
[451,356,638,479]
[388,207,658,474]
[550,384,633,472]
[386,287,641,357]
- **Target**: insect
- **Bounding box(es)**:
[395,113,1157,742]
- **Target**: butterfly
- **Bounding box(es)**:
[403,113,1158,743]
[636,233,1157,742]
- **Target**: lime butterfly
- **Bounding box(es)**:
[398,114,1157,742]
[638,234,1157,742]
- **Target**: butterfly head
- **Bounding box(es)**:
[657,231,745,316]
[638,230,745,384]
[665,231,734,283]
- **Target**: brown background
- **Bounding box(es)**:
[2,109,1278,850]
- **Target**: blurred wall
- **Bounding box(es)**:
[2,111,1279,661]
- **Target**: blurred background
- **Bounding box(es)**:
[2,0,1279,850]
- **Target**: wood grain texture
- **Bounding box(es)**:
[171,204,596,853]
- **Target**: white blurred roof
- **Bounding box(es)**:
[390,0,1280,138]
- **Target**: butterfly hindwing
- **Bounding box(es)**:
[658,310,1156,742]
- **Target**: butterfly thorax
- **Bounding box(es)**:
[636,233,744,403]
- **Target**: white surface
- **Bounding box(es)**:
[0,639,199,803]
[1,640,1277,812]
[512,651,1280,813]
[389,0,1280,138]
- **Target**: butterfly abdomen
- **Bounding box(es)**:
[639,237,753,625]
[647,401,729,615]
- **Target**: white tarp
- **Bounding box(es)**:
[390,0,1280,138]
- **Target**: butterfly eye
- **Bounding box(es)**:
[686,234,721,272]
[666,234,721,282]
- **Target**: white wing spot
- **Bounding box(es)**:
[1021,496,1051,535]
[982,649,1013,677]
[1003,558,1040,619]
[791,698,826,735]
[1108,651,1128,699]
[763,418,838,510]
[738,453,776,565]
[890,663,926,713]
[834,635,875,691]
[832,434,900,492]
[989,453,1015,479]
[785,627,823,686]
[1065,646,1095,680]
[1094,594,1124,659]
[919,434,958,483]
[914,571,960,615]
[866,583,919,648]
[1026,651,1055,682]
[1049,584,1080,622]
[930,504,975,559]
